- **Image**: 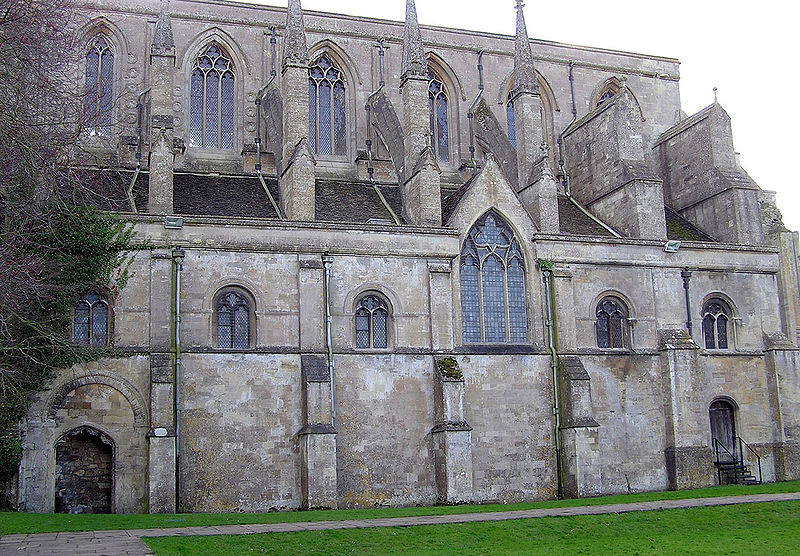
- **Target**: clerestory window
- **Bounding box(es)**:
[215,289,251,349]
[355,295,389,349]
[461,212,527,343]
[595,296,629,349]
[309,54,347,157]
[190,43,235,150]
[702,299,731,349]
[84,34,114,136]
[73,293,109,346]
[428,69,449,162]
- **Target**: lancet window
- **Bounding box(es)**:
[309,54,347,157]
[461,212,527,343]
[428,69,449,162]
[84,35,114,136]
[190,43,235,150]
[507,92,516,148]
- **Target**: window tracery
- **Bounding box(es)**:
[216,289,251,349]
[309,54,347,157]
[190,43,235,150]
[84,34,114,136]
[595,297,628,349]
[355,294,389,349]
[461,212,527,343]
[702,299,731,349]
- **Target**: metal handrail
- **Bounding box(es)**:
[738,437,763,484]
[711,437,762,485]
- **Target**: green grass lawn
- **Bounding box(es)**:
[143,501,800,555]
[2,480,799,536]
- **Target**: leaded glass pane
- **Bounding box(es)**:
[99,50,114,132]
[507,259,527,342]
[91,303,108,346]
[318,81,332,156]
[218,307,232,348]
[333,82,346,157]
[482,255,506,343]
[610,312,624,348]
[190,71,204,147]
[355,311,369,348]
[436,95,449,161]
[596,313,610,348]
[309,80,317,153]
[205,71,218,147]
[507,97,516,149]
[717,314,728,349]
[233,306,249,349]
[373,310,387,349]
[220,72,234,150]
[74,304,90,343]
[461,257,481,343]
[703,315,716,349]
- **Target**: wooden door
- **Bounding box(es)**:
[709,400,736,461]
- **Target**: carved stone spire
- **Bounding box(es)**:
[512,0,538,97]
[283,0,308,67]
[401,0,427,81]
[151,0,175,57]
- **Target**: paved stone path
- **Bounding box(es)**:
[2,491,799,555]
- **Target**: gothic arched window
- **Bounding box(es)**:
[73,293,109,346]
[461,212,527,343]
[215,289,251,349]
[428,69,449,162]
[702,299,731,349]
[506,92,516,149]
[309,54,346,157]
[595,297,628,349]
[355,295,389,349]
[190,43,235,150]
[84,34,114,136]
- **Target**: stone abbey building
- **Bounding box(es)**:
[13,0,800,513]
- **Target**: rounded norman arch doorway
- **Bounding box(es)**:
[54,426,114,514]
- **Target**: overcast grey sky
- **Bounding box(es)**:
[246,0,799,231]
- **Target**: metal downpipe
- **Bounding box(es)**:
[541,266,563,499]
[128,87,151,212]
[322,253,336,426]
[171,246,185,511]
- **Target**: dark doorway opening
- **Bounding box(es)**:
[55,427,113,514]
[709,399,736,461]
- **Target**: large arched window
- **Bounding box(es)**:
[595,296,628,349]
[190,43,235,150]
[309,54,346,157]
[355,294,389,349]
[702,299,731,349]
[73,293,109,346]
[84,34,114,136]
[461,212,527,343]
[428,69,449,162]
[215,289,251,349]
